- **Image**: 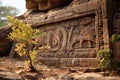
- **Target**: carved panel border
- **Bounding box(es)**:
[33,1,105,67]
[36,13,102,59]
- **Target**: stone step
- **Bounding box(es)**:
[37,58,99,68]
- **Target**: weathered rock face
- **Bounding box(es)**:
[26,0,73,11]
[0,26,12,56]
[26,0,38,9]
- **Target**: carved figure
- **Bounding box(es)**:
[26,0,73,11]
[70,35,96,49]
[47,27,67,51]
[66,16,96,50]
[79,26,96,48]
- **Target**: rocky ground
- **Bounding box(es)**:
[0,57,120,80]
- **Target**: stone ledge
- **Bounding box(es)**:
[37,58,99,67]
[38,48,97,58]
[24,1,98,27]
[38,52,97,58]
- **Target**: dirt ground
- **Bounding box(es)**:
[0,57,120,80]
[0,57,83,79]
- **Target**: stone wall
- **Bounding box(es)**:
[23,0,119,68]
[37,15,99,67]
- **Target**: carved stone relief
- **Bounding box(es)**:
[68,17,96,50]
[37,15,97,59]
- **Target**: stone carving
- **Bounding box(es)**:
[1,0,118,68]
[39,49,96,58]
[68,17,96,50]
[37,16,97,59]
[16,0,102,68]
[15,0,103,68]
[69,28,96,49]
[47,27,67,51]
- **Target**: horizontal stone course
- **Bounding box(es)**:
[38,49,97,58]
[37,58,99,67]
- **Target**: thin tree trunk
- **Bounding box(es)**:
[26,43,37,72]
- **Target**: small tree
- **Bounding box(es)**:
[7,16,45,72]
[99,49,111,70]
